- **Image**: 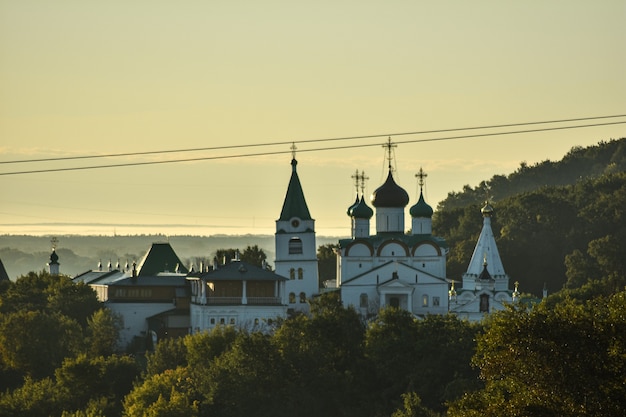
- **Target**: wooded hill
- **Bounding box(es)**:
[434,137,626,296]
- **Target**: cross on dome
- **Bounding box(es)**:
[415,167,427,191]
[382,137,397,173]
[290,142,297,160]
[359,170,369,195]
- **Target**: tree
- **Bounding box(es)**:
[0,377,63,417]
[240,244,267,267]
[202,332,287,417]
[85,309,124,357]
[449,293,626,416]
[0,310,83,379]
[47,278,102,329]
[145,336,187,378]
[317,243,338,286]
[365,310,481,415]
[214,248,237,265]
[273,293,369,417]
[55,354,141,417]
[391,392,438,417]
[123,367,199,417]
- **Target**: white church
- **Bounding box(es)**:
[333,140,517,320]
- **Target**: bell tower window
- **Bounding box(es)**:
[288,237,303,254]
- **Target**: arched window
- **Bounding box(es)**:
[288,237,303,254]
[359,293,368,308]
[299,292,306,303]
[480,294,490,312]
[422,294,429,307]
[289,292,296,303]
[289,268,295,280]
[297,268,303,280]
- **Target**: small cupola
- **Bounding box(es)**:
[410,191,433,218]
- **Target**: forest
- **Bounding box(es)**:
[1,137,625,416]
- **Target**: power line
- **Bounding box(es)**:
[1,119,624,176]
[2,114,625,165]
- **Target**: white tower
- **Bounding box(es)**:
[48,237,60,276]
[274,147,319,313]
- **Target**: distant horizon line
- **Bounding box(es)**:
[0,223,347,239]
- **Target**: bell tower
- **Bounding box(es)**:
[274,145,319,312]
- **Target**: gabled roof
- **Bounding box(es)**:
[192,260,288,282]
[342,260,446,286]
[137,242,188,276]
[278,158,312,221]
[0,259,9,281]
[112,275,188,287]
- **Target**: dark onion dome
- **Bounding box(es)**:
[346,195,359,216]
[49,249,59,264]
[351,196,374,219]
[481,202,494,217]
[409,191,433,218]
[371,171,409,208]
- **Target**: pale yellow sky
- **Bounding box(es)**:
[1,1,625,237]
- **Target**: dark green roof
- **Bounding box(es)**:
[137,243,188,276]
[351,196,374,219]
[279,158,312,221]
[410,191,433,218]
[339,233,448,250]
[193,260,288,282]
[371,171,409,208]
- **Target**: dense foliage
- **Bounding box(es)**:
[0,272,140,416]
[434,138,626,296]
[125,294,481,417]
[448,290,626,417]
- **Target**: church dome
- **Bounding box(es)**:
[410,191,433,218]
[371,171,409,208]
[49,249,59,264]
[481,202,494,217]
[351,196,374,219]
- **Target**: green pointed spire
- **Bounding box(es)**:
[279,158,312,221]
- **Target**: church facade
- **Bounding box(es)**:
[336,145,451,318]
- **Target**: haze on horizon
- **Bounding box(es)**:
[1,1,625,237]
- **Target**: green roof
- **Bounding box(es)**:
[137,243,188,276]
[192,260,288,282]
[339,233,448,250]
[279,158,312,221]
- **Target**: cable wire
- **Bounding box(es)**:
[1,120,624,176]
[2,113,625,165]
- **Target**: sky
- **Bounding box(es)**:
[1,1,625,238]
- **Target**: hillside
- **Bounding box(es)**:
[434,137,626,296]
